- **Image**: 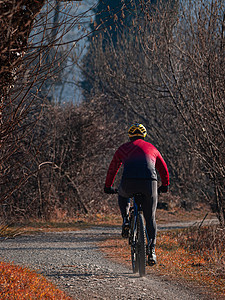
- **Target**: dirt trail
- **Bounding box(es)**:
[0,225,219,300]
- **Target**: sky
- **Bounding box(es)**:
[30,0,98,104]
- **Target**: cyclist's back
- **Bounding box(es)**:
[104,123,170,265]
[105,138,169,186]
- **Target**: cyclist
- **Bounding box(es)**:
[104,123,169,265]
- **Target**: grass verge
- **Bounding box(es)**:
[1,214,122,234]
[2,205,216,234]
[98,226,225,298]
[0,261,72,300]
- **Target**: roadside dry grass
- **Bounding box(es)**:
[98,226,225,298]
[0,261,72,300]
[3,203,216,234]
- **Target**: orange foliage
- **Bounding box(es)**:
[0,261,71,300]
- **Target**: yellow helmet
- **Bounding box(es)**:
[128,123,147,138]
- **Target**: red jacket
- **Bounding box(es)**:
[105,139,169,187]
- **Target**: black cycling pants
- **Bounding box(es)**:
[118,179,158,247]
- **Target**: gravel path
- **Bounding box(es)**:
[0,225,219,300]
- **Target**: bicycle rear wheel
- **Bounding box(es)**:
[130,213,139,273]
[137,212,146,277]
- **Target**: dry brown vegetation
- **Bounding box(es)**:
[0,261,71,300]
[99,225,225,298]
[0,1,224,227]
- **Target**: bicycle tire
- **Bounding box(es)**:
[130,213,139,273]
[137,212,146,277]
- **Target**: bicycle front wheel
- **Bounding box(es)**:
[137,212,146,277]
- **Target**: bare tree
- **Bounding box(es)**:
[152,0,225,224]
[79,0,225,224]
[0,1,45,104]
[0,0,99,220]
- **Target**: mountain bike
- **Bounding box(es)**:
[128,193,149,277]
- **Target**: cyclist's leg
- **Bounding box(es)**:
[141,180,158,264]
[119,179,157,243]
[142,180,157,245]
[118,195,130,219]
[118,195,130,238]
[118,181,131,237]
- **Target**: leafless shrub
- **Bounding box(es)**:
[180,225,225,278]
[0,94,125,221]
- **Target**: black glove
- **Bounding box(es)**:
[158,185,169,194]
[104,186,117,194]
